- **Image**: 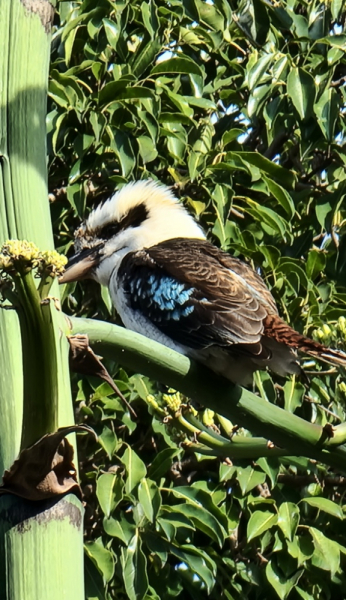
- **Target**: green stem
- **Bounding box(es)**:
[178,412,288,458]
[11,270,57,448]
[185,442,288,459]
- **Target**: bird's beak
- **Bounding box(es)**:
[59,243,104,284]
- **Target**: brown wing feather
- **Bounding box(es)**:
[144,238,277,350]
[149,239,277,313]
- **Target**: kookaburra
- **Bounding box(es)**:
[60,180,346,385]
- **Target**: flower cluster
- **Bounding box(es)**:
[0,240,67,277]
[312,317,346,348]
[38,249,68,277]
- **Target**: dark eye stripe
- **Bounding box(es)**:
[98,203,148,240]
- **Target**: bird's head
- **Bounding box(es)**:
[60,180,205,286]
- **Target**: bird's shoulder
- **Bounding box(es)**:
[119,237,277,315]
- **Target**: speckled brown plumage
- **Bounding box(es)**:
[119,237,346,371]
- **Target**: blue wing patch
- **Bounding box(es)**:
[127,272,195,322]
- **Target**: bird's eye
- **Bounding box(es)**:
[99,223,119,239]
[97,204,148,241]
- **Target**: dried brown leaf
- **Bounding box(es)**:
[0,425,95,500]
[68,334,137,417]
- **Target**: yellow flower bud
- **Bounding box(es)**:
[322,324,331,336]
[338,316,346,335]
[162,391,182,412]
[312,328,324,341]
[146,394,159,409]
[338,382,346,395]
[202,409,215,427]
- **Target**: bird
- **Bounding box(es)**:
[59,179,346,386]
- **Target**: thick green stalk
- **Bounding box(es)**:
[0,2,83,599]
[0,495,84,600]
[70,317,346,471]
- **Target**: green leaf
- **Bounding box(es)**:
[277,502,300,541]
[247,510,278,541]
[306,250,326,280]
[286,536,314,566]
[316,198,333,228]
[121,532,149,600]
[141,0,159,39]
[96,472,124,517]
[137,135,158,164]
[245,203,289,238]
[283,380,305,413]
[266,558,303,600]
[263,176,295,219]
[85,539,115,584]
[160,507,196,531]
[309,527,340,575]
[151,57,203,77]
[256,457,280,487]
[237,466,266,495]
[287,67,315,120]
[168,543,216,593]
[229,151,295,188]
[196,0,225,31]
[248,83,272,118]
[314,87,339,141]
[301,497,344,520]
[98,425,118,459]
[331,0,343,20]
[130,37,162,77]
[247,53,273,90]
[99,83,155,107]
[148,448,181,480]
[170,503,225,546]
[103,17,120,49]
[121,446,147,493]
[138,478,161,522]
[169,486,228,530]
[278,259,309,290]
[103,515,136,545]
[109,129,135,177]
[85,553,106,600]
[236,0,269,46]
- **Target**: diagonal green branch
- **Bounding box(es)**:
[69,316,346,471]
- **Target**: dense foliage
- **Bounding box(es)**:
[49,1,346,598]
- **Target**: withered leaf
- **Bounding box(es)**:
[0,425,95,500]
[68,333,137,418]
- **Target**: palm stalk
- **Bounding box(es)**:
[0,2,83,598]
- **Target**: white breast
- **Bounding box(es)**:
[109,269,189,355]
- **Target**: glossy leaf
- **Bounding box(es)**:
[85,539,115,584]
[266,558,303,600]
[277,502,300,541]
[121,446,147,493]
[309,527,340,575]
[121,533,149,600]
[247,511,278,541]
[138,478,161,522]
[96,472,124,517]
[287,67,315,120]
[301,497,344,520]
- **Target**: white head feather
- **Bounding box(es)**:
[78,180,206,286]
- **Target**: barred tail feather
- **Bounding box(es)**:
[304,347,346,368]
[264,314,346,368]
